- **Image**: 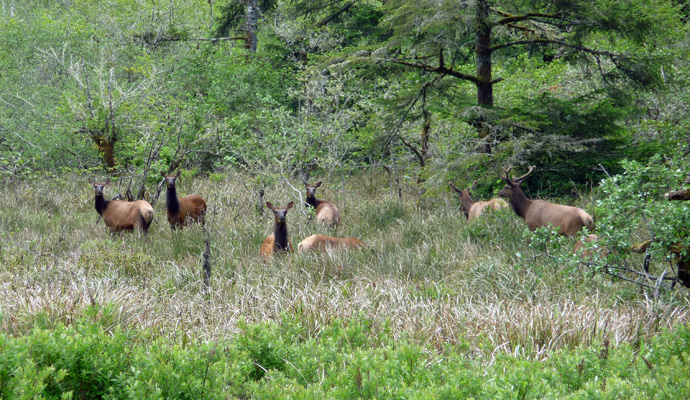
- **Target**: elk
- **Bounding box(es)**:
[498,166,594,237]
[297,234,367,253]
[449,181,508,220]
[161,171,207,229]
[304,181,340,226]
[573,233,605,259]
[260,202,294,259]
[88,179,154,235]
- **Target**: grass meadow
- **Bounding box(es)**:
[1,171,689,398]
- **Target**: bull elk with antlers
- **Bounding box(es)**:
[449,181,508,220]
[498,166,594,237]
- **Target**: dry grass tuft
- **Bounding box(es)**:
[0,172,688,359]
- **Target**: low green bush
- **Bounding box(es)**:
[1,314,690,399]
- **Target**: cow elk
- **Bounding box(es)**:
[161,171,207,229]
[573,234,605,259]
[304,181,340,226]
[498,166,594,237]
[297,234,367,253]
[88,179,154,235]
[260,202,295,259]
[449,181,508,220]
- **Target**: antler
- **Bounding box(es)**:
[512,166,536,182]
[502,167,513,184]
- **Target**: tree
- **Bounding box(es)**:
[382,0,675,107]
[341,0,684,188]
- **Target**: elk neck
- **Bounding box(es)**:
[273,221,290,252]
[460,193,474,219]
[305,196,321,209]
[508,186,532,219]
[94,194,110,216]
[166,186,180,215]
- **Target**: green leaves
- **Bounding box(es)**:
[3,316,690,398]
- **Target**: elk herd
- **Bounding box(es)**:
[89,166,598,259]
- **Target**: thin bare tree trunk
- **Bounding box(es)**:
[246,0,258,52]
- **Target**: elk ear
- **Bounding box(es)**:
[449,182,461,194]
[315,181,322,188]
[175,171,181,178]
[88,178,94,185]
[471,181,478,191]
[265,202,274,211]
[104,179,111,185]
[286,201,294,210]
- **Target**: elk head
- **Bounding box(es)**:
[304,181,322,199]
[88,178,111,196]
[161,171,182,189]
[266,201,294,224]
[449,181,477,217]
[498,166,536,198]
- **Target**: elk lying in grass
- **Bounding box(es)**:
[260,202,294,259]
[161,171,207,229]
[297,234,367,253]
[498,166,594,237]
[449,181,508,220]
[304,181,340,226]
[88,179,154,235]
[573,234,606,259]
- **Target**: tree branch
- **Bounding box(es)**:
[490,39,618,58]
[391,59,502,84]
[316,0,357,28]
[495,12,562,25]
[397,134,424,166]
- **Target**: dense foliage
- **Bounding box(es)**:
[0,0,688,193]
[2,315,690,399]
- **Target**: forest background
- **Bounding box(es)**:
[1,0,688,193]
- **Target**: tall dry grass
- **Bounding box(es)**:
[0,171,687,359]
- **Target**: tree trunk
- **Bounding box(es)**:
[420,111,430,167]
[246,0,258,53]
[475,0,493,107]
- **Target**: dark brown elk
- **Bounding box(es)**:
[449,181,508,220]
[161,171,207,229]
[498,166,594,237]
[88,179,154,235]
[304,181,340,226]
[297,234,367,252]
[260,202,294,259]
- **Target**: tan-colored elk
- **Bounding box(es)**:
[304,181,340,226]
[88,179,154,235]
[449,181,508,220]
[573,233,606,259]
[297,235,367,253]
[161,171,207,229]
[260,202,294,259]
[498,166,594,237]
